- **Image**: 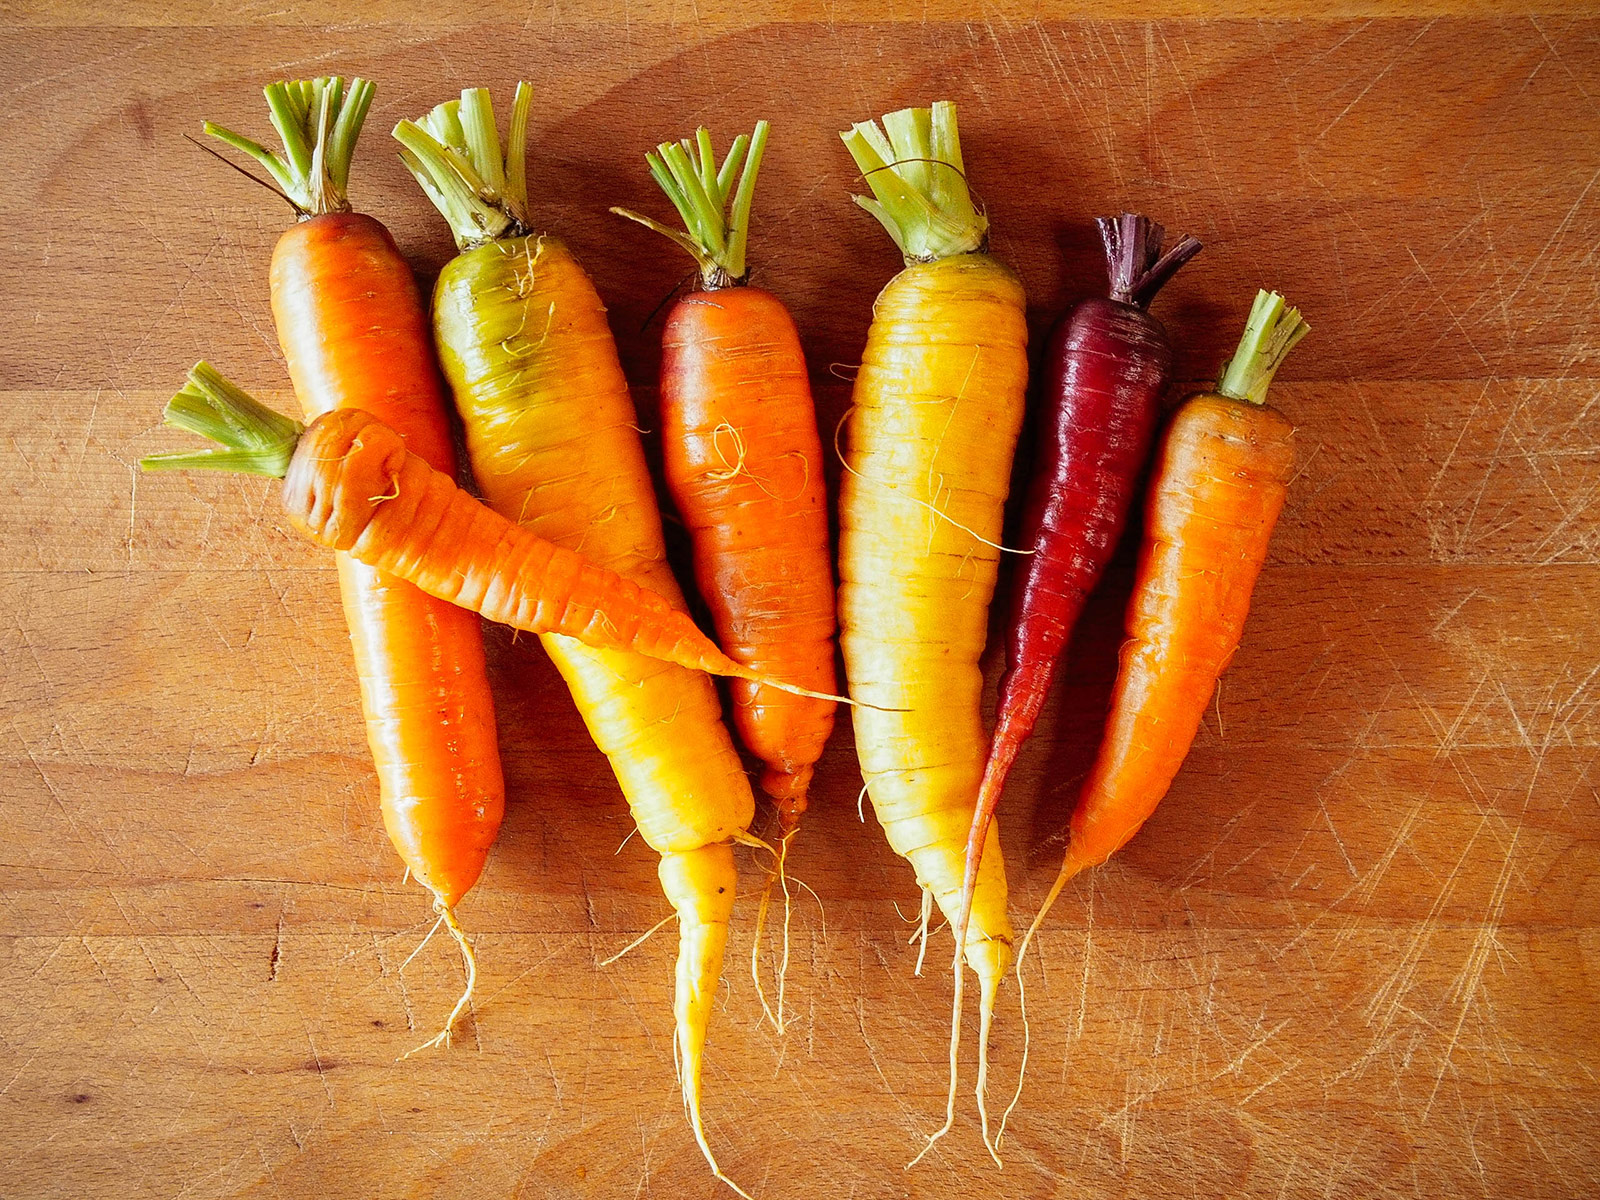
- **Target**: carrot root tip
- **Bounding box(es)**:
[907,950,964,1171]
[997,852,1088,1133]
[749,867,780,1033]
[750,829,799,1036]
[976,971,1003,1169]
[397,901,477,1060]
[910,887,934,977]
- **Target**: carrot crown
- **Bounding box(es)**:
[1098,213,1202,309]
[139,363,303,479]
[394,83,533,249]
[609,123,770,290]
[1216,290,1311,406]
[840,101,987,263]
[204,77,375,218]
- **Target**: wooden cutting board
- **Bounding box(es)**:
[2,4,1597,1197]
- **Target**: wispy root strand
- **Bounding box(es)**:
[399,900,478,1060]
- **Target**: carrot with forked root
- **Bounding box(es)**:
[199,76,503,1049]
[613,120,837,1034]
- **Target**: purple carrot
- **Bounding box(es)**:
[952,213,1201,955]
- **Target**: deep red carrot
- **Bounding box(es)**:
[952,214,1200,966]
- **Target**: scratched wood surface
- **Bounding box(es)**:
[2,7,1598,1198]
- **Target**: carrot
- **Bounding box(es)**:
[612,121,837,1032]
[391,85,764,1192]
[836,101,1027,1164]
[199,77,503,1049]
[614,121,837,832]
[142,366,851,716]
[953,213,1200,1013]
[1004,290,1307,1133]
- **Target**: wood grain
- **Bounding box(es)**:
[1,10,1597,1200]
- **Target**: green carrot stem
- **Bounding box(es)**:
[204,77,375,217]
[1216,290,1311,406]
[139,363,303,478]
[839,100,987,263]
[393,83,533,249]
[611,121,769,290]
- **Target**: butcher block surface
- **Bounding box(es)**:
[1,4,1597,1197]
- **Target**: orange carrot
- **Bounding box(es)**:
[616,121,837,827]
[201,77,503,1048]
[142,366,852,711]
[1004,290,1306,1138]
[613,123,838,1033]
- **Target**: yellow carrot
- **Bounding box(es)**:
[836,101,1028,1164]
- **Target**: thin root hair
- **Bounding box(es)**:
[597,911,676,968]
[398,901,478,1060]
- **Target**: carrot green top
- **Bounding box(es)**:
[1216,290,1311,406]
[140,363,304,479]
[204,77,375,218]
[839,101,987,263]
[393,83,532,249]
[610,123,770,290]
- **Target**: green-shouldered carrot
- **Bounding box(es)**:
[390,84,766,1193]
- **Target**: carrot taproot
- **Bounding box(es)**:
[612,121,837,1033]
[1003,289,1307,1135]
[836,101,1026,1164]
[952,213,1200,1008]
[199,77,503,1049]
[392,86,765,1192]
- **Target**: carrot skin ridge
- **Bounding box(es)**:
[660,284,838,813]
[271,213,506,916]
